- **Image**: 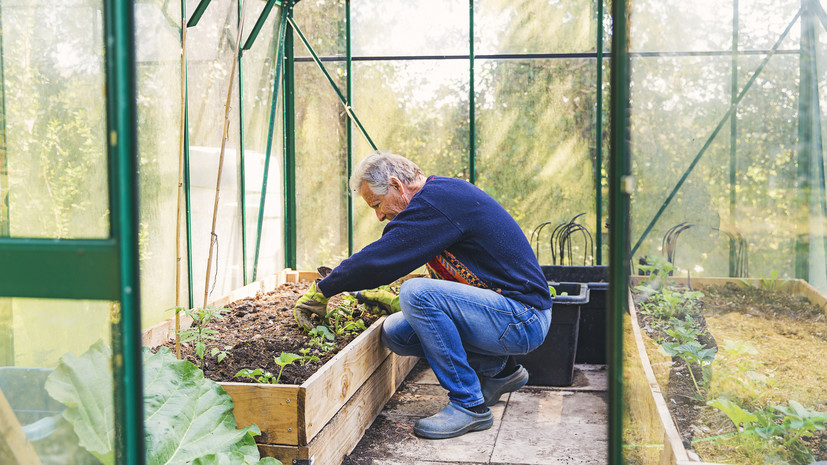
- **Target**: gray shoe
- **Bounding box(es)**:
[480,365,529,406]
[413,402,493,439]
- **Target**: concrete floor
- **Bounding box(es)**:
[341,360,609,465]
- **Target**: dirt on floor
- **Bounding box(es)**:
[156,281,381,385]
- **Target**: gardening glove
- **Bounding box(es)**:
[294,280,329,331]
[355,289,401,315]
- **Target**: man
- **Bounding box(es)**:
[293,150,552,439]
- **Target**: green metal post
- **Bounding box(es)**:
[253,9,287,281]
[103,0,144,463]
[346,0,354,255]
[595,0,604,265]
[796,0,816,281]
[469,0,476,184]
[608,0,630,461]
[183,1,195,309]
[729,0,739,277]
[238,1,249,284]
[283,5,297,269]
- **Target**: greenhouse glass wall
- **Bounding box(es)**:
[0,0,824,463]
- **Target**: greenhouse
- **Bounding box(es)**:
[0,0,825,464]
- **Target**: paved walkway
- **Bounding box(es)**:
[341,361,609,465]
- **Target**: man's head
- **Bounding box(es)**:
[350,151,425,222]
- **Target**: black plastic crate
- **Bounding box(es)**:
[542,266,608,364]
[515,282,588,387]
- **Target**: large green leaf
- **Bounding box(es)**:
[46,342,280,465]
[44,339,115,465]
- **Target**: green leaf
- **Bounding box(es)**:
[274,352,302,367]
[46,342,269,465]
[44,340,115,465]
[708,397,758,429]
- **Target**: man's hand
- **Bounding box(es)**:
[294,280,329,331]
[355,289,401,315]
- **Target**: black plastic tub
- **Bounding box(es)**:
[541,265,608,364]
[515,282,589,387]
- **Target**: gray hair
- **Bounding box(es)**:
[349,150,424,195]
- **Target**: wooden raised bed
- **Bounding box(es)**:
[627,276,827,465]
[142,269,419,465]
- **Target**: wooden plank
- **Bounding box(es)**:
[256,353,418,464]
[220,383,302,445]
[301,315,391,443]
[306,352,419,465]
[0,389,43,465]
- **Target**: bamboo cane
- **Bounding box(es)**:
[203,0,249,309]
[175,15,188,360]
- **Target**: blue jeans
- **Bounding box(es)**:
[380,278,551,408]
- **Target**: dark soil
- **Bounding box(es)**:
[157,281,382,385]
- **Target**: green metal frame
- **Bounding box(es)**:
[608,0,629,461]
[469,0,476,184]
[595,0,605,265]
[284,5,297,269]
[346,0,354,255]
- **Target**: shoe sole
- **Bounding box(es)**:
[413,416,494,439]
[483,369,529,406]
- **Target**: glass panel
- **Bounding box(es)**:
[293,0,345,58]
[135,0,187,326]
[186,0,244,305]
[242,7,285,280]
[0,297,112,465]
[351,60,469,251]
[352,0,467,56]
[2,0,109,239]
[476,58,598,265]
[476,0,596,55]
[294,62,349,269]
[625,1,827,463]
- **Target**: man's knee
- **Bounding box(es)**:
[398,277,431,313]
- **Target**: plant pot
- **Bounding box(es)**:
[515,282,589,387]
[142,269,419,465]
[542,265,608,364]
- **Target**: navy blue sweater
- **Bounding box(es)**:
[317,176,551,310]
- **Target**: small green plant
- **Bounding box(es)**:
[210,345,232,364]
[298,347,320,366]
[710,339,773,400]
[172,305,228,370]
[741,270,789,291]
[234,352,319,385]
[709,397,827,463]
[234,368,277,384]
[636,255,677,290]
[660,339,716,397]
[638,288,704,320]
[308,325,336,352]
[662,315,700,345]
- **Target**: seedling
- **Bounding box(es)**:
[210,345,232,364]
[172,305,228,370]
[660,339,716,397]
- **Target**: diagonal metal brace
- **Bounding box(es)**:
[285,15,378,151]
[186,0,212,27]
[243,0,283,50]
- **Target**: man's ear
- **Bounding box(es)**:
[390,177,402,191]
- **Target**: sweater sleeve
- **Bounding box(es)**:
[316,197,462,296]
